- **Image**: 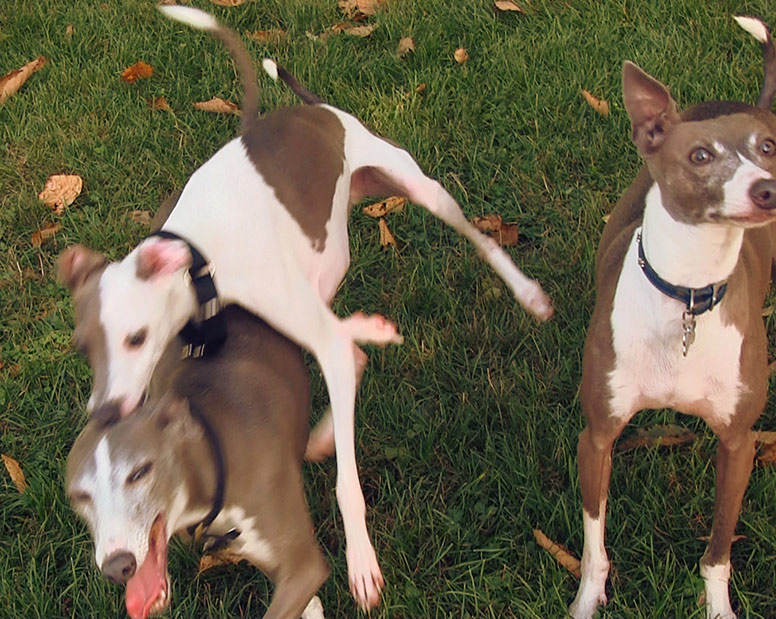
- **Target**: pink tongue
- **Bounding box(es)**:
[125,519,167,619]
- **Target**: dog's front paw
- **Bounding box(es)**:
[568,588,607,619]
[343,312,404,347]
[524,285,554,322]
[346,542,384,611]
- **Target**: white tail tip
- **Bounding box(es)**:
[158,5,219,32]
[262,59,278,80]
[734,15,769,44]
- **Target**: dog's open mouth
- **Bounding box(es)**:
[125,514,169,619]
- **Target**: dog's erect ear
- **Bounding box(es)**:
[58,245,107,292]
[136,237,191,281]
[622,61,680,156]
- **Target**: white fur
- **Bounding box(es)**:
[302,595,326,619]
[734,15,768,44]
[262,59,279,81]
[720,155,773,220]
[158,6,218,32]
[700,562,735,619]
[215,506,275,568]
[570,507,609,619]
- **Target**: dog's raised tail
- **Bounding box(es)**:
[262,59,326,105]
[734,15,776,109]
[159,5,259,132]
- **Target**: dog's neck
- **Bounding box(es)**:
[640,183,744,288]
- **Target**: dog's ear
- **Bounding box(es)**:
[622,61,680,156]
[58,245,107,292]
[150,394,199,436]
[136,237,191,281]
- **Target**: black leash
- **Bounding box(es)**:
[146,230,227,359]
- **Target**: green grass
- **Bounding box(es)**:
[2,0,776,616]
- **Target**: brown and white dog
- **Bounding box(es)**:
[58,6,552,608]
[66,303,329,619]
[571,17,776,619]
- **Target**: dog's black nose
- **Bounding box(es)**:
[102,551,137,584]
[750,178,776,210]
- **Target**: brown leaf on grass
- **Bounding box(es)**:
[378,217,396,247]
[757,441,776,465]
[344,23,377,37]
[397,37,415,58]
[472,214,520,246]
[581,89,609,117]
[416,82,427,94]
[38,174,83,215]
[533,529,580,578]
[121,61,154,84]
[0,56,47,104]
[454,47,469,64]
[197,550,245,574]
[245,29,286,44]
[210,0,246,6]
[338,0,383,21]
[31,222,63,248]
[128,210,153,227]
[363,196,406,218]
[2,454,28,494]
[193,97,240,115]
[495,0,526,12]
[148,96,171,112]
[755,431,776,444]
[762,305,773,317]
[65,25,74,38]
[616,424,696,452]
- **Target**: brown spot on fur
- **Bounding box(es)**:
[241,106,345,252]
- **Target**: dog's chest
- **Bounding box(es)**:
[605,231,744,422]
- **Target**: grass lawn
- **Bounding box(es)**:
[2,0,776,616]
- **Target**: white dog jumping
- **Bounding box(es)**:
[59,6,552,609]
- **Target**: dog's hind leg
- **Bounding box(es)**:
[338,114,553,321]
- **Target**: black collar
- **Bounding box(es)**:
[185,398,240,550]
[147,230,227,359]
[636,229,727,315]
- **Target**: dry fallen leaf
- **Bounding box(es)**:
[616,424,696,452]
[121,61,154,84]
[2,454,28,494]
[197,549,245,574]
[495,0,526,12]
[245,29,286,44]
[148,96,171,112]
[755,431,776,444]
[38,174,83,215]
[128,210,153,227]
[397,37,415,58]
[416,82,427,94]
[454,47,469,64]
[65,24,74,38]
[363,196,406,218]
[472,214,519,246]
[758,441,776,465]
[31,222,63,248]
[602,213,611,223]
[533,529,580,578]
[338,0,382,21]
[581,89,609,117]
[344,23,377,37]
[378,217,396,247]
[210,0,246,6]
[762,305,773,317]
[0,56,47,104]
[193,97,240,115]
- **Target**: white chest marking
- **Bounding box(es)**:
[213,506,275,568]
[607,230,744,425]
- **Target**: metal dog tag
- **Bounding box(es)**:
[681,311,696,357]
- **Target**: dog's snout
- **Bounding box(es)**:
[102,550,137,584]
[749,178,776,210]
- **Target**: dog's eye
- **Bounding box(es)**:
[127,462,153,484]
[689,147,713,165]
[761,138,776,156]
[125,328,148,349]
